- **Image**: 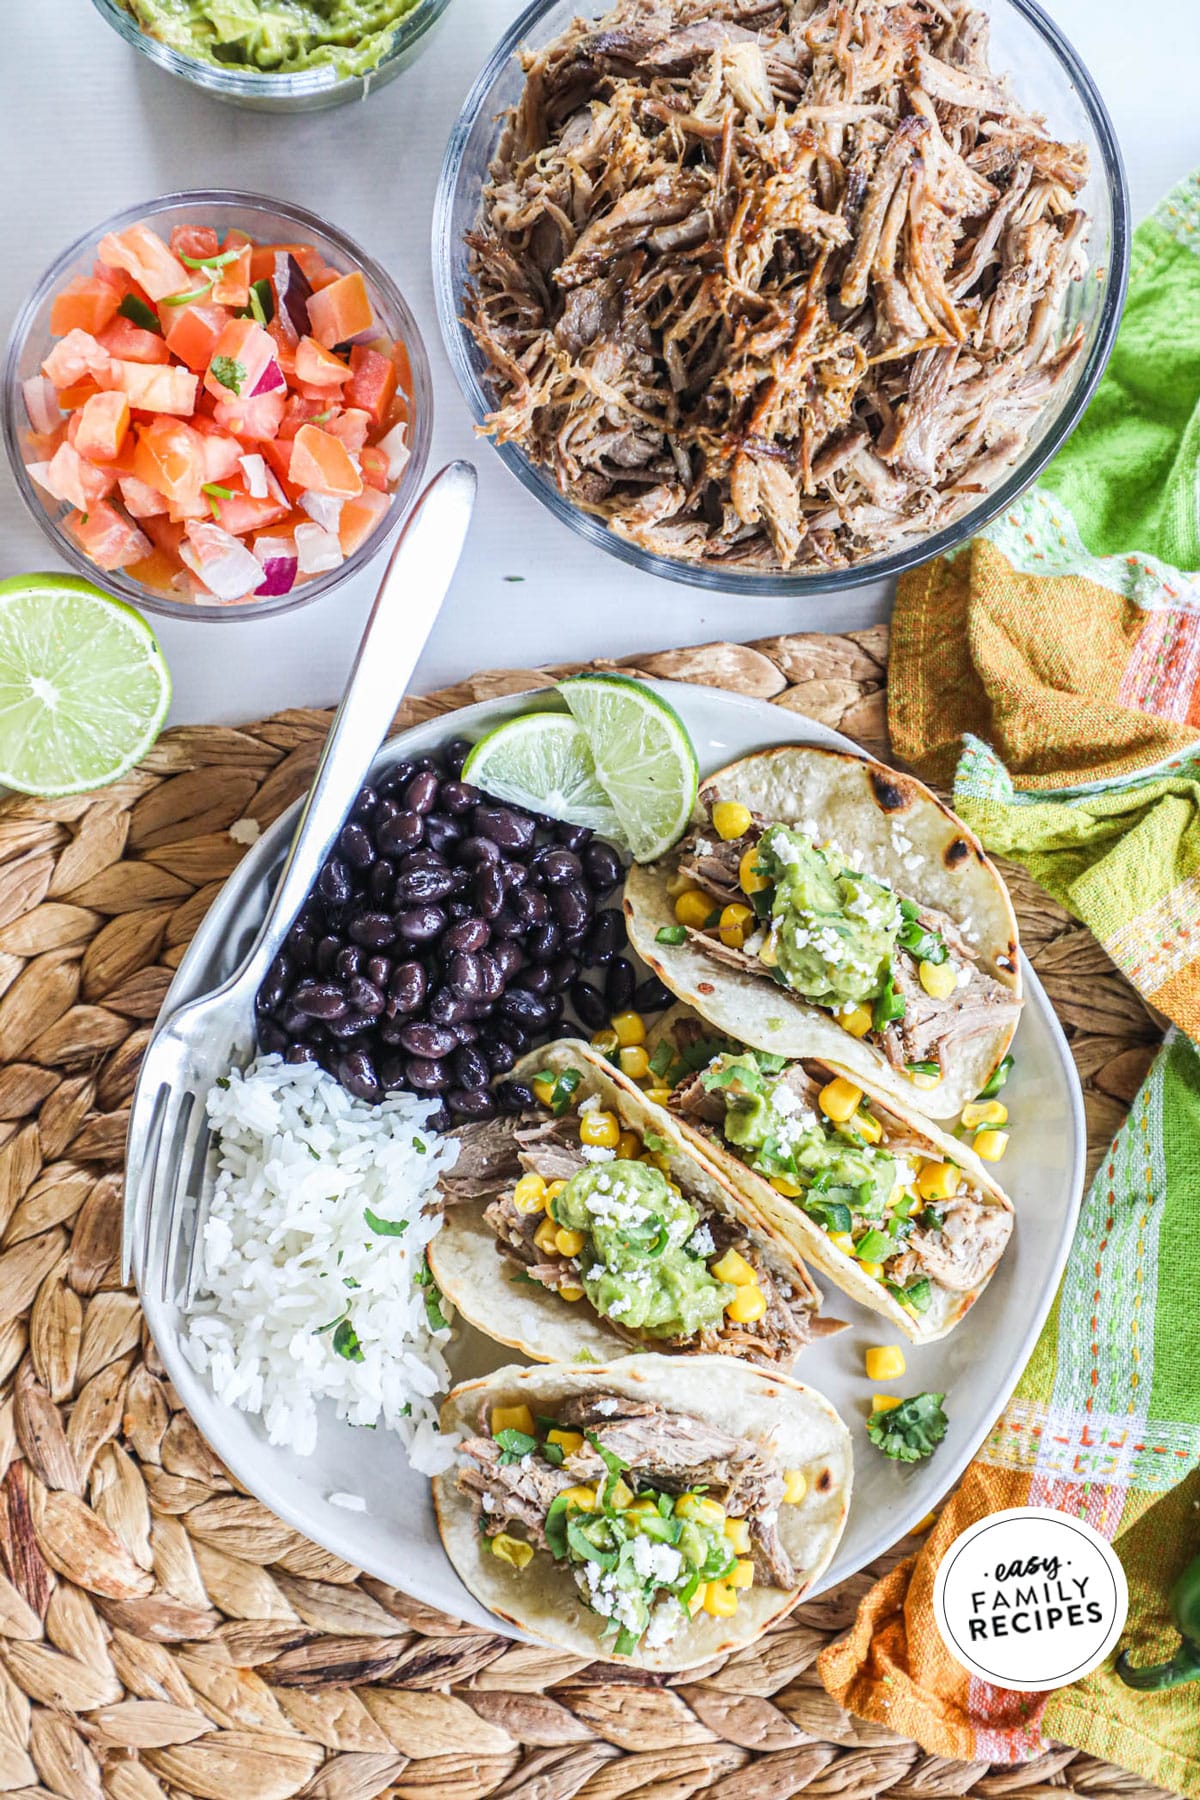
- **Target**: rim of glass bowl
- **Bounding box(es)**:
[433,0,1130,597]
[4,189,433,624]
[88,0,451,101]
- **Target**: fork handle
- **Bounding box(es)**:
[239,460,477,997]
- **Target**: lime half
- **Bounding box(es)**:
[463,712,628,845]
[0,576,172,797]
[560,674,697,861]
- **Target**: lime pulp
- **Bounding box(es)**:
[462,711,627,845]
[559,673,698,862]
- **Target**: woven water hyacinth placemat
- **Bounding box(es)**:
[0,627,1177,1800]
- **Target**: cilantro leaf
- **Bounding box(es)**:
[364,1207,408,1237]
[209,355,246,395]
[867,1392,948,1463]
[495,1428,538,1464]
[332,1319,365,1363]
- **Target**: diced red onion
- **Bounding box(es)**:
[181,522,266,602]
[252,534,298,596]
[294,521,344,575]
[23,375,61,436]
[250,359,286,397]
[239,453,268,499]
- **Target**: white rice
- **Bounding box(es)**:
[182,1054,461,1472]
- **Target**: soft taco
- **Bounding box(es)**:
[646,1006,1014,1343]
[430,1041,843,1366]
[624,745,1022,1119]
[432,1353,852,1670]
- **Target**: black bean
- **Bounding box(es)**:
[258,1020,288,1055]
[546,1019,579,1041]
[315,934,340,976]
[424,814,464,856]
[477,951,505,1000]
[349,911,396,949]
[539,847,581,887]
[380,759,415,794]
[570,977,608,1031]
[553,882,592,934]
[474,804,536,852]
[394,864,456,905]
[378,810,424,856]
[406,1056,449,1091]
[500,987,548,1028]
[317,859,353,906]
[327,1012,373,1040]
[448,1087,496,1120]
[339,821,375,870]
[287,925,316,969]
[514,886,550,926]
[445,916,489,954]
[443,738,471,777]
[522,964,554,997]
[338,1050,382,1102]
[347,976,385,1018]
[454,1044,491,1089]
[429,986,469,1026]
[446,950,484,1001]
[445,898,471,922]
[549,953,580,989]
[491,941,524,981]
[452,1019,479,1045]
[497,1018,531,1052]
[526,920,561,962]
[368,859,395,904]
[396,904,446,942]
[399,848,447,872]
[331,945,362,984]
[365,954,391,989]
[440,780,478,815]
[496,1080,535,1112]
[499,858,529,892]
[388,960,426,1016]
[605,956,636,1013]
[257,951,292,1017]
[284,1041,317,1064]
[458,834,501,867]
[425,1104,453,1132]
[379,1054,406,1087]
[405,770,439,814]
[584,908,621,964]
[556,823,593,852]
[400,1022,459,1059]
[635,975,674,1013]
[542,992,565,1023]
[473,863,505,919]
[291,979,348,1020]
[491,906,524,940]
[582,841,622,895]
[480,1036,516,1075]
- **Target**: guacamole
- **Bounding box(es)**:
[119,0,422,77]
[553,1161,732,1339]
[754,828,901,1007]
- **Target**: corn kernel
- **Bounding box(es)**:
[547,1429,584,1457]
[771,1173,803,1198]
[819,1077,862,1123]
[711,1247,757,1287]
[712,800,752,841]
[739,845,770,894]
[609,1478,634,1509]
[865,1345,907,1382]
[491,1404,534,1438]
[918,958,959,1000]
[723,1517,752,1554]
[643,1087,673,1107]
[490,1532,534,1569]
[554,1227,586,1257]
[853,1110,883,1144]
[725,1283,767,1324]
[909,1068,942,1090]
[676,1494,725,1526]
[627,1497,659,1518]
[559,1283,585,1302]
[590,1027,620,1057]
[782,1469,807,1504]
[703,1580,740,1618]
[532,1076,556,1108]
[674,889,714,930]
[872,1394,902,1415]
[858,1261,886,1281]
[611,1012,645,1048]
[687,1584,708,1617]
[719,902,755,950]
[619,1045,650,1080]
[916,1160,962,1203]
[533,1217,560,1255]
[838,1003,874,1039]
[616,1129,641,1160]
[545,1179,567,1205]
[641,1149,671,1172]
[561,1485,597,1511]
[512,1172,547,1214]
[580,1109,620,1149]
[728,1559,755,1590]
[973,1129,1009,1162]
[829,1230,856,1256]
[962,1100,1008,1130]
[757,932,779,967]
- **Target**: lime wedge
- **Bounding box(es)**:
[559,673,697,861]
[0,576,171,797]
[462,712,628,845]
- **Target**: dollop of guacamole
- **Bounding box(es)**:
[119,0,422,77]
[553,1161,732,1339]
[755,828,901,1005]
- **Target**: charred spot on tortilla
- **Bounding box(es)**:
[815,1467,832,1492]
[867,767,914,814]
[944,838,970,868]
[697,981,715,994]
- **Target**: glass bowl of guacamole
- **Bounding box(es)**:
[92,0,452,110]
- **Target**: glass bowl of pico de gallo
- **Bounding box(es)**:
[2,190,432,621]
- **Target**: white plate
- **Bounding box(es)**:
[138,682,1086,1634]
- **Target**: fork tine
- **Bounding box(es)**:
[141,1085,192,1298]
[128,1080,169,1288]
[181,1122,215,1308]
[161,1092,209,1306]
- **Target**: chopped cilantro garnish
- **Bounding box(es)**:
[867,1391,947,1462]
[209,355,246,395]
[117,294,161,334]
[364,1207,407,1237]
[332,1319,364,1362]
[495,1427,538,1464]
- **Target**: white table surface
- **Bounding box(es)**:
[4,0,1198,724]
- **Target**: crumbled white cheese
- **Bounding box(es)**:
[581,1145,616,1164]
[644,1599,683,1649]
[631,1536,684,1584]
[593,1397,619,1416]
[956,963,972,988]
[579,1093,602,1115]
[229,817,261,846]
[743,929,766,957]
[686,1223,716,1257]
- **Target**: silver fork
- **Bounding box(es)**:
[122,460,477,1302]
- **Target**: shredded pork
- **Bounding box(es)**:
[465,0,1090,571]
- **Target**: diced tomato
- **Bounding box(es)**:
[212,244,252,308]
[91,259,127,293]
[50,276,121,339]
[327,408,371,454]
[98,317,171,365]
[170,225,220,262]
[119,473,169,518]
[190,419,243,484]
[277,393,330,440]
[265,318,298,378]
[134,416,207,508]
[67,502,151,571]
[25,426,67,462]
[142,513,186,558]
[54,380,103,411]
[338,486,390,556]
[46,442,116,511]
[346,345,397,428]
[115,362,198,415]
[261,437,305,500]
[359,444,390,493]
[208,479,289,537]
[308,264,342,291]
[124,546,178,592]
[392,339,413,401]
[97,224,190,303]
[163,300,229,373]
[212,389,286,442]
[74,391,131,463]
[222,228,255,252]
[289,424,363,499]
[250,241,326,286]
[306,272,374,350]
[43,329,114,391]
[203,317,278,404]
[294,337,351,388]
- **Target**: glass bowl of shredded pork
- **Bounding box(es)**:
[435,0,1128,593]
